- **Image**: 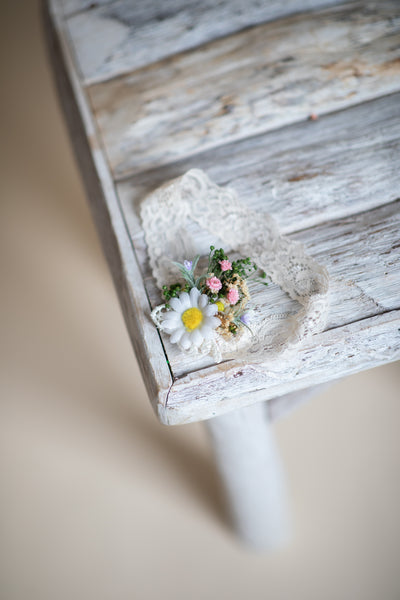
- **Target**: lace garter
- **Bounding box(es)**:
[140,169,329,363]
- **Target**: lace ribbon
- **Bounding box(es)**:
[140,169,329,363]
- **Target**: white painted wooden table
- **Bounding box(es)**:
[44,0,400,548]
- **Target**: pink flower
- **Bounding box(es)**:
[219,260,232,272]
[206,276,222,292]
[227,287,239,305]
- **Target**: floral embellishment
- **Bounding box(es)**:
[219,259,232,272]
[206,276,222,292]
[154,246,267,353]
[240,312,251,326]
[162,287,219,350]
[227,287,239,305]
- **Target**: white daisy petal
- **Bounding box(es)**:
[190,287,200,306]
[170,329,184,344]
[163,322,178,333]
[206,316,221,328]
[198,294,208,308]
[169,297,183,313]
[180,332,191,350]
[191,329,203,347]
[204,304,217,317]
[179,292,191,310]
[163,312,181,324]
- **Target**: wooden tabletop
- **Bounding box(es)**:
[45,0,400,424]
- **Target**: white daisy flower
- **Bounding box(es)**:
[161,287,220,350]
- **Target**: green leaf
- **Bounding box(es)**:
[171,261,195,286]
[191,254,200,274]
[194,274,206,287]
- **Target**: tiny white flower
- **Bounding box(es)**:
[161,288,220,350]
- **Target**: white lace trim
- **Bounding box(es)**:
[140,169,329,363]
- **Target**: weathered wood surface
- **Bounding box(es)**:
[47,0,400,426]
[64,0,346,83]
[118,92,400,236]
[87,0,400,179]
[162,309,400,424]
[61,0,111,16]
[116,94,400,379]
[44,1,172,415]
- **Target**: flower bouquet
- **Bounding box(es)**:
[152,246,267,354]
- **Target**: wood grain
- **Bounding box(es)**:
[117,92,400,236]
[161,309,400,424]
[61,0,112,16]
[87,0,400,179]
[65,0,346,83]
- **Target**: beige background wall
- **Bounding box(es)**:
[1,2,400,599]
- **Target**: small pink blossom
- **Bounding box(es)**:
[227,287,239,305]
[219,259,232,272]
[206,276,222,292]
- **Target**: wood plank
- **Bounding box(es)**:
[117,92,400,237]
[44,0,173,414]
[118,196,400,378]
[87,0,400,179]
[160,309,400,424]
[64,0,346,83]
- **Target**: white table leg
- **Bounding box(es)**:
[206,401,289,549]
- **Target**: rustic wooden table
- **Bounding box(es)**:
[44,0,400,548]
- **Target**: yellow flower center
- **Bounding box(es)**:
[182,307,203,331]
[215,301,225,312]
